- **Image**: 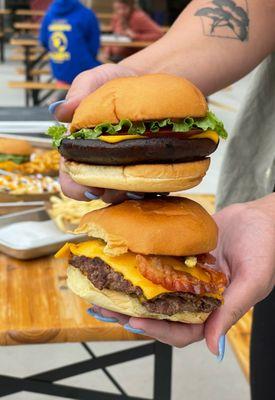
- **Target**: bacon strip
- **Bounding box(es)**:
[136,254,227,296]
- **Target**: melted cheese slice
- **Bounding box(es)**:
[189,130,219,143]
[98,130,219,144]
[57,240,222,300]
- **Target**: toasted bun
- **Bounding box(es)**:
[75,196,218,256]
[70,74,207,132]
[68,265,209,324]
[63,158,210,193]
[0,138,33,155]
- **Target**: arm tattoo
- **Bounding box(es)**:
[195,0,249,42]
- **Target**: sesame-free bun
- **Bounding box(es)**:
[63,158,210,193]
[0,138,33,155]
[75,196,218,256]
[70,74,207,132]
[67,265,210,324]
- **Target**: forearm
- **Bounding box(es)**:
[121,0,275,94]
[247,193,275,222]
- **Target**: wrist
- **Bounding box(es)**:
[246,193,275,220]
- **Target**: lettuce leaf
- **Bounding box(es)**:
[47,125,68,147]
[0,154,30,164]
[46,111,228,148]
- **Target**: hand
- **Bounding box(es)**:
[53,63,141,203]
[89,195,275,356]
[124,28,136,39]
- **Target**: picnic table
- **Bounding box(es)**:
[0,253,172,399]
[0,9,11,62]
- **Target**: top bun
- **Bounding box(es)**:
[70,74,207,132]
[75,196,217,256]
[0,138,33,156]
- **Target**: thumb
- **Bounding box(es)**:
[204,276,260,356]
[54,64,136,122]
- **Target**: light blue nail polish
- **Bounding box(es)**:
[217,335,226,362]
[84,191,100,200]
[126,192,144,200]
[87,308,118,323]
[124,323,145,334]
[48,100,66,115]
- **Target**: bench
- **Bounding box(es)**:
[9,80,70,107]
[16,67,50,76]
[15,9,45,17]
[14,22,40,31]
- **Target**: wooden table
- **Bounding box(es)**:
[15,9,45,17]
[0,9,11,62]
[9,37,48,107]
[0,9,11,16]
[14,22,40,31]
[10,37,153,49]
[101,39,153,48]
[0,253,172,399]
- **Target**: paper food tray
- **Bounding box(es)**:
[0,208,86,260]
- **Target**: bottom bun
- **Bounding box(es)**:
[67,265,210,324]
[63,158,210,192]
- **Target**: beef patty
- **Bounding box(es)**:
[59,137,217,165]
[70,255,221,315]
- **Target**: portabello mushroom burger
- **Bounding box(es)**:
[48,74,227,193]
[56,197,227,323]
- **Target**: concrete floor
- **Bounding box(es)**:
[0,46,251,399]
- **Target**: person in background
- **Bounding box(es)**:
[139,0,167,25]
[103,0,164,62]
[40,0,101,86]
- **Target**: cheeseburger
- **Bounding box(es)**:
[56,197,227,323]
[48,74,227,193]
[0,138,33,168]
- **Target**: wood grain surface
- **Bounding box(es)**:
[0,254,143,345]
[10,37,153,49]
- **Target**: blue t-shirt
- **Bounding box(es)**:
[40,0,101,84]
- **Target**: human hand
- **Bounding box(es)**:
[50,63,145,203]
[88,195,275,358]
[124,28,136,39]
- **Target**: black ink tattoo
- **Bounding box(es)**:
[195,0,249,42]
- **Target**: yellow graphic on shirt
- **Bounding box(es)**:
[49,23,72,32]
[49,31,71,63]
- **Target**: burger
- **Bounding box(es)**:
[48,74,227,193]
[56,197,227,323]
[0,138,33,169]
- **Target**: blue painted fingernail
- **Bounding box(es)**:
[126,192,144,200]
[84,191,100,200]
[87,308,118,323]
[124,323,145,334]
[49,100,66,115]
[217,335,226,362]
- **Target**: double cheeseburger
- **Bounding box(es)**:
[0,138,33,169]
[48,74,227,193]
[56,197,227,323]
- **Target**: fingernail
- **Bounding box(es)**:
[217,335,226,362]
[87,308,118,323]
[49,100,66,115]
[126,192,144,200]
[124,323,145,334]
[84,191,100,200]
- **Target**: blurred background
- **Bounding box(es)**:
[0,1,252,399]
